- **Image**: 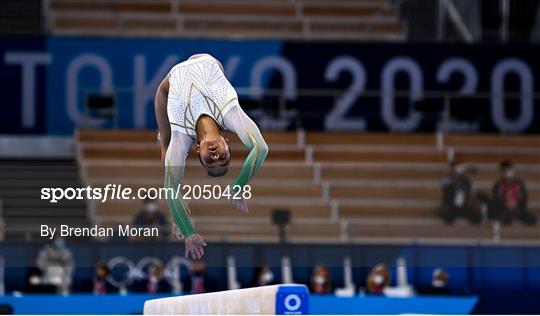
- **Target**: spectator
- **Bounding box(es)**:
[23,267,55,293]
[35,237,74,294]
[491,160,537,225]
[418,268,451,295]
[366,263,390,295]
[145,263,171,294]
[250,265,276,287]
[132,197,169,240]
[182,260,216,294]
[440,161,482,224]
[131,263,171,293]
[309,264,333,294]
[91,262,116,294]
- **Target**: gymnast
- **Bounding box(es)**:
[154,53,268,260]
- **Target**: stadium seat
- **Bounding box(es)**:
[76,129,540,243]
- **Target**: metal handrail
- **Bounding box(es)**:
[85,87,540,99]
[0,199,4,242]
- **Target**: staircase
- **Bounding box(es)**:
[0,160,89,240]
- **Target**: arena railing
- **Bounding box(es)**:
[397,0,538,43]
[0,199,4,242]
[82,86,540,135]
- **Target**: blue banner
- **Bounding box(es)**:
[0,294,475,315]
[45,37,283,134]
[1,37,539,134]
[0,38,47,134]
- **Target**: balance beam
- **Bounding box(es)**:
[143,284,309,315]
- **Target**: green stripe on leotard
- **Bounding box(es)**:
[164,162,196,237]
[230,131,269,189]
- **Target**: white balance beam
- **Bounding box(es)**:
[144,284,309,315]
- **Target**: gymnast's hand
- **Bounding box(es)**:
[184,233,207,260]
[221,186,249,213]
[230,196,249,213]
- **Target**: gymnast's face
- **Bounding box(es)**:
[197,136,230,177]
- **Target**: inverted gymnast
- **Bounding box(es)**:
[154,54,269,260]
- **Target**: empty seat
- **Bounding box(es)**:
[47,0,405,41]
[76,129,540,243]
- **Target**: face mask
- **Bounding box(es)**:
[455,164,466,175]
[504,168,516,179]
[29,276,40,285]
[146,203,158,213]
[54,239,65,248]
[261,272,274,284]
[432,279,445,288]
[314,275,326,285]
[373,274,384,285]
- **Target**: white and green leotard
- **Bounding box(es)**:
[164,54,268,238]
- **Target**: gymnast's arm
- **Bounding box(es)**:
[155,75,205,259]
[155,74,195,236]
[164,132,206,259]
[223,105,269,189]
[163,132,196,238]
[155,75,171,160]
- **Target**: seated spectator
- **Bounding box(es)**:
[250,265,276,287]
[182,260,217,294]
[35,237,74,294]
[132,263,171,294]
[146,263,171,294]
[132,197,169,240]
[440,161,482,224]
[309,264,333,294]
[90,262,116,295]
[24,267,55,293]
[491,160,537,225]
[418,268,451,295]
[366,263,390,295]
